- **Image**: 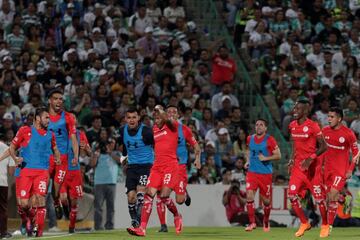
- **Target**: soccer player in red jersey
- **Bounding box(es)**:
[127,105,183,237]
[287,99,327,238]
[60,117,91,233]
[321,107,359,237]
[9,107,61,237]
[155,106,201,232]
[244,119,281,232]
[47,88,79,219]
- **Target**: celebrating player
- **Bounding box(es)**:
[60,116,91,233]
[321,107,359,237]
[244,119,281,232]
[287,99,327,238]
[155,105,201,232]
[127,105,182,237]
[9,107,61,237]
[47,88,78,218]
[118,108,154,228]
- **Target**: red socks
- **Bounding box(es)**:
[328,201,338,226]
[36,207,46,237]
[161,197,179,217]
[247,201,255,224]
[17,205,27,224]
[290,198,308,224]
[140,194,154,229]
[156,195,166,225]
[69,206,78,229]
[318,200,328,225]
[263,204,271,226]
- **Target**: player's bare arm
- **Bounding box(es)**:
[154,105,176,131]
[288,139,295,174]
[347,139,359,178]
[52,145,61,165]
[258,146,281,161]
[9,142,22,165]
[0,147,10,162]
[245,147,250,169]
[70,133,79,166]
[89,150,100,168]
[193,143,201,169]
[301,135,327,170]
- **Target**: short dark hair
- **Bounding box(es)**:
[92,115,102,122]
[329,106,343,119]
[166,104,178,110]
[297,98,310,105]
[47,87,63,98]
[35,107,48,117]
[256,118,268,127]
[126,107,139,114]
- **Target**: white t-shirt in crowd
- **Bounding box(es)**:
[0,141,15,187]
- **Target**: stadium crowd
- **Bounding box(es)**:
[0,0,252,197]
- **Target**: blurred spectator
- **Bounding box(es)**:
[231,157,246,184]
[222,180,247,226]
[90,138,121,230]
[215,127,234,169]
[232,129,247,158]
[211,46,236,86]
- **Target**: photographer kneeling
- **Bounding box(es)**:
[222,180,247,226]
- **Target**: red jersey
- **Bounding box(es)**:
[79,130,89,145]
[289,118,322,170]
[322,125,359,175]
[12,126,56,148]
[246,135,278,154]
[153,121,179,166]
[211,54,236,85]
[182,124,197,146]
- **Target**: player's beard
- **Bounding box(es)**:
[40,122,48,130]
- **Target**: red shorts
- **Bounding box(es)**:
[246,172,272,198]
[288,166,325,201]
[324,170,346,193]
[147,164,179,190]
[49,154,68,184]
[17,168,49,199]
[15,177,22,199]
[60,170,84,199]
[173,164,188,195]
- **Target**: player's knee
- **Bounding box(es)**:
[36,195,46,207]
[70,198,78,207]
[127,191,137,203]
[262,198,271,206]
[20,200,29,209]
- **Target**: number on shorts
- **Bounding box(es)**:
[266,185,271,195]
[163,174,171,185]
[38,181,47,193]
[57,170,66,182]
[139,175,148,186]
[333,176,342,187]
[75,185,83,196]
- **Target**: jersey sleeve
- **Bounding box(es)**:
[142,126,154,146]
[246,135,251,146]
[348,130,359,158]
[266,136,279,154]
[182,125,197,146]
[80,130,89,145]
[65,112,77,136]
[312,122,322,137]
[11,126,30,148]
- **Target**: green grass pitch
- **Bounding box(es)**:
[13,227,360,240]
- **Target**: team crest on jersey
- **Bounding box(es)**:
[246,183,250,188]
[339,137,345,143]
[303,126,308,132]
[290,185,296,191]
[21,190,26,197]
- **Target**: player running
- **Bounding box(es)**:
[9,107,61,237]
[47,88,78,218]
[60,116,91,233]
[321,107,359,237]
[287,99,327,238]
[127,105,182,237]
[244,119,281,232]
[155,105,201,232]
[118,108,154,228]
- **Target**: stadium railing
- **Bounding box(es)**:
[188,0,291,174]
